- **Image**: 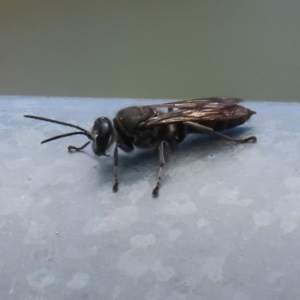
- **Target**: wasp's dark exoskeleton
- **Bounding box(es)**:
[24,97,257,197]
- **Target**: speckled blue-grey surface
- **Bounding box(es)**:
[1,96,300,299]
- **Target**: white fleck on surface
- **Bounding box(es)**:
[160,201,197,216]
[4,157,32,170]
[64,246,82,259]
[81,206,139,234]
[280,212,299,233]
[23,217,57,244]
[266,270,283,284]
[182,276,199,293]
[128,181,150,203]
[218,188,253,207]
[159,194,197,216]
[9,277,16,296]
[36,196,52,207]
[168,229,182,241]
[284,176,300,192]
[150,261,175,282]
[197,218,209,230]
[278,193,300,212]
[86,245,98,256]
[66,272,89,289]
[27,268,55,289]
[0,187,33,215]
[130,234,156,248]
[112,285,121,299]
[165,291,187,300]
[232,291,252,300]
[201,256,225,283]
[144,284,164,300]
[117,252,149,278]
[253,210,274,228]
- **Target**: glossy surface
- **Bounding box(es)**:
[1,97,300,299]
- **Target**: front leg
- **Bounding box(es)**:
[112,142,134,193]
[68,141,91,152]
[184,121,257,143]
[112,145,119,192]
[152,140,168,197]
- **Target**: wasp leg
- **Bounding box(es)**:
[184,121,257,143]
[152,141,167,197]
[112,145,119,192]
[68,141,91,152]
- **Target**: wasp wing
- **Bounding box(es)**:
[148,97,242,110]
[145,103,254,126]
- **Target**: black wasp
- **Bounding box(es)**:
[24,97,256,197]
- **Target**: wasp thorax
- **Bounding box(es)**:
[91,117,114,155]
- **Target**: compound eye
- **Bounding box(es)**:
[92,117,113,155]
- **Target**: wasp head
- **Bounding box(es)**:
[91,117,114,156]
